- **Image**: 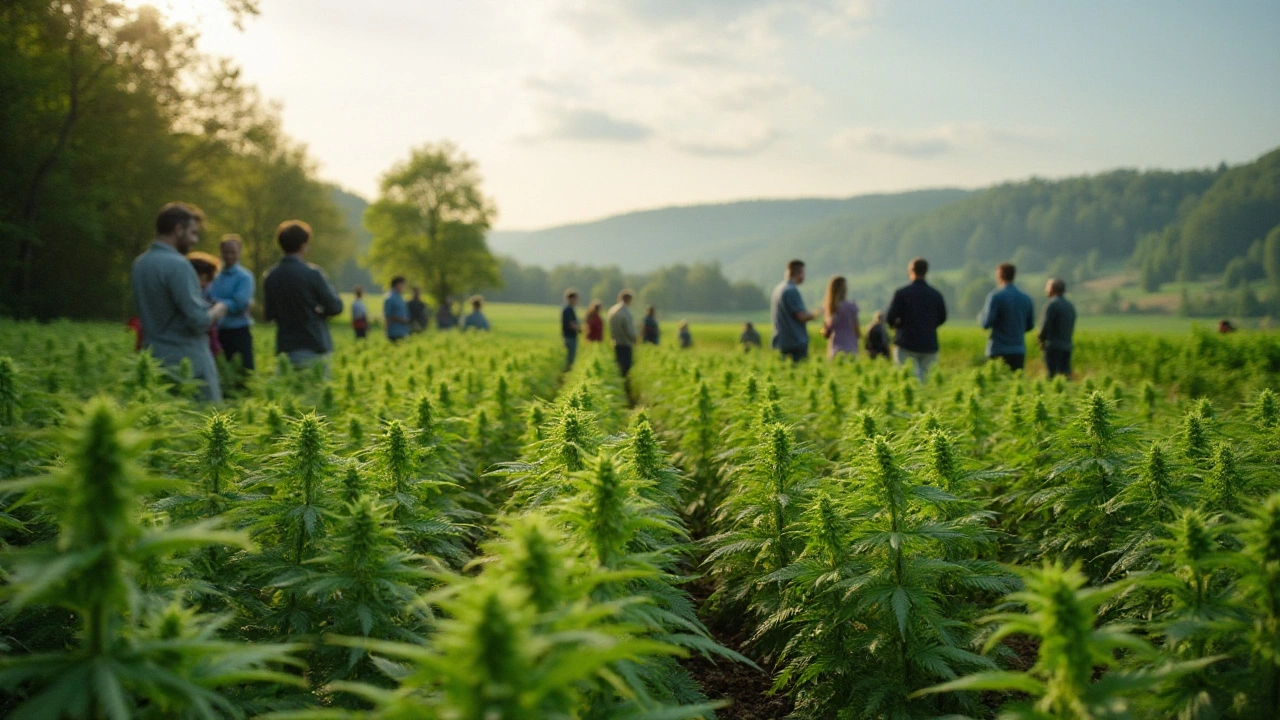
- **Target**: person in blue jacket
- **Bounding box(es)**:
[978,262,1035,371]
[383,276,411,342]
[208,234,255,371]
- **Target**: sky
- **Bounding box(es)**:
[138,0,1280,230]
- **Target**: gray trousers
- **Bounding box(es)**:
[894,347,938,384]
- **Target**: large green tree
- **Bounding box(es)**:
[0,0,353,320]
[365,142,499,304]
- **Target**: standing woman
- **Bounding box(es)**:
[821,275,860,360]
[642,306,661,345]
[585,301,604,342]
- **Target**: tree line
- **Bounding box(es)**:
[0,0,355,320]
[487,258,767,312]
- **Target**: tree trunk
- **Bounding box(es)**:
[16,18,83,317]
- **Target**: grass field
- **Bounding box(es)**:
[334,297,1256,353]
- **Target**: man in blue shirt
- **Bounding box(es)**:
[978,262,1036,371]
[384,276,411,342]
[131,202,228,402]
[770,259,816,362]
[462,296,490,331]
[208,234,255,371]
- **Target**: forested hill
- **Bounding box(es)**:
[491,147,1279,295]
[487,189,971,272]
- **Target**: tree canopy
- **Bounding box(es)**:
[488,258,765,312]
[365,142,499,304]
[0,0,355,319]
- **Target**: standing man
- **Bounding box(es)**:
[562,289,581,369]
[262,220,344,370]
[979,262,1036,371]
[408,287,429,333]
[131,202,227,402]
[608,289,638,377]
[208,234,255,372]
[886,257,947,383]
[770,259,815,362]
[1038,277,1077,378]
[384,277,411,342]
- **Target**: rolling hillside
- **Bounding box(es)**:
[487,190,971,272]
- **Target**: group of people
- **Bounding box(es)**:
[561,290,671,373]
[131,203,346,402]
[130,201,493,403]
[366,279,489,342]
[768,257,1077,382]
[132,201,1080,404]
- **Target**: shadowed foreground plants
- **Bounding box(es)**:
[916,560,1214,720]
[268,516,720,720]
[0,397,302,719]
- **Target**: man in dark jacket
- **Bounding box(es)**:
[262,220,344,371]
[979,262,1036,371]
[885,257,947,383]
[1038,277,1077,378]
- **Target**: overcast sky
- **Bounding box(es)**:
[142,0,1280,229]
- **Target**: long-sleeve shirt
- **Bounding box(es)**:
[262,256,344,355]
[642,315,660,345]
[979,283,1036,357]
[130,241,221,401]
[886,279,947,354]
[585,311,604,341]
[207,263,254,329]
[384,291,411,339]
[607,303,638,347]
[1038,295,1077,351]
[463,310,490,331]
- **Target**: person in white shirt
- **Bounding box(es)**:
[351,285,369,339]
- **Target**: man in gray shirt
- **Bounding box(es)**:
[1038,277,1077,379]
[607,289,639,377]
[262,220,344,369]
[770,259,816,362]
[130,202,228,402]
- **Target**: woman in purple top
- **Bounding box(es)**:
[821,276,861,360]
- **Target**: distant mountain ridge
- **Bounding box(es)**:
[487,190,972,274]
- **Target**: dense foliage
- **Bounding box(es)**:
[489,258,767,313]
[2,319,1280,718]
[0,0,357,320]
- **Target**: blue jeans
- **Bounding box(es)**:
[780,345,808,363]
[614,344,633,377]
[564,335,578,368]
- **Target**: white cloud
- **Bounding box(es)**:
[513,0,853,161]
[672,127,781,158]
[523,106,653,143]
[831,123,1047,157]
